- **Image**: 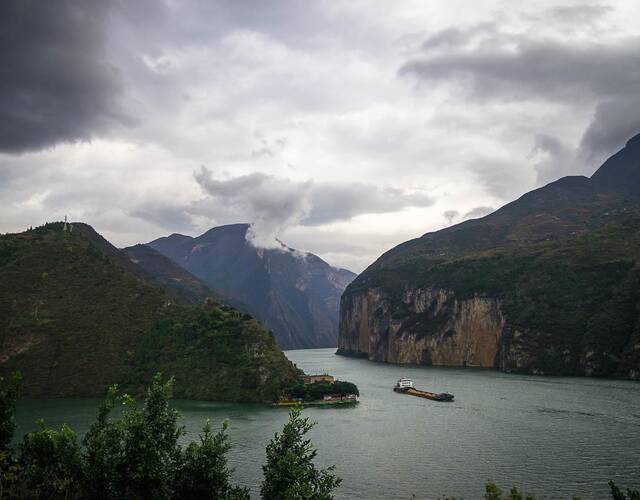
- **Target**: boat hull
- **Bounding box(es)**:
[394,387,454,402]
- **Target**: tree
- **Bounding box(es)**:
[261,406,341,499]
[482,481,537,500]
[82,373,247,500]
[15,420,82,499]
[610,481,640,500]
[0,372,22,450]
[82,374,183,499]
[174,420,249,500]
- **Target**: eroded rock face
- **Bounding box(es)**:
[338,286,504,367]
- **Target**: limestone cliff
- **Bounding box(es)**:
[338,287,503,367]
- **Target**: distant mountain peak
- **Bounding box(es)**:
[148,223,356,349]
[591,131,640,195]
[625,132,640,149]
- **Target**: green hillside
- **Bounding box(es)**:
[0,222,300,400]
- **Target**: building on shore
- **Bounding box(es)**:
[303,374,335,384]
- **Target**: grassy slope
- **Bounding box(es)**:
[0,223,300,400]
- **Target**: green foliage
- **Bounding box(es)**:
[174,420,249,500]
[83,374,184,499]
[2,373,247,499]
[482,481,545,500]
[261,406,341,499]
[0,373,21,450]
[15,421,82,499]
[128,306,300,402]
[0,223,299,402]
[610,480,640,500]
[286,381,359,401]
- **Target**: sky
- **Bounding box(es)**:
[2,1,640,273]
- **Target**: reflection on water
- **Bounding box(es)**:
[14,348,640,499]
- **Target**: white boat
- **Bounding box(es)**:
[393,378,414,391]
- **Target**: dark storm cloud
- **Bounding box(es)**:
[400,21,640,166]
[400,34,640,103]
[0,0,130,153]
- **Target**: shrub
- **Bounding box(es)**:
[261,406,341,499]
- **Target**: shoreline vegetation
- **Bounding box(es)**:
[1,373,638,499]
[273,378,360,407]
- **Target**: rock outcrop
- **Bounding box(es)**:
[338,286,504,366]
[338,134,640,379]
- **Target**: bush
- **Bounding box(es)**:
[82,375,183,499]
[1,373,245,500]
[16,421,82,499]
[261,406,341,499]
[174,420,249,500]
[285,380,359,401]
[0,373,21,450]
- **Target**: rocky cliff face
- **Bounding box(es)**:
[338,134,640,379]
[338,286,503,367]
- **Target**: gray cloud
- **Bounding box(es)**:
[194,168,313,248]
[538,4,614,26]
[306,183,434,226]
[400,21,640,169]
[401,32,640,103]
[194,168,435,247]
[0,1,132,154]
[129,204,200,234]
[443,210,459,224]
[531,134,577,185]
[579,98,640,166]
[463,206,494,219]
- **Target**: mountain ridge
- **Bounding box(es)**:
[338,133,640,379]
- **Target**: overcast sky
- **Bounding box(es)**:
[2,1,640,272]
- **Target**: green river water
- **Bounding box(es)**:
[13,348,640,499]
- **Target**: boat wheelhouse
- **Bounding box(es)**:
[394,378,414,391]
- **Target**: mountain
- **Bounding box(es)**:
[338,133,640,380]
[0,222,300,400]
[122,243,218,305]
[148,224,356,350]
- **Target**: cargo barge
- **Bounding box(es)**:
[393,378,454,402]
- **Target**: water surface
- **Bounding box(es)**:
[14,348,640,499]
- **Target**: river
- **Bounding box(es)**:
[13,348,640,499]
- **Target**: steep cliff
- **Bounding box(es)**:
[339,134,640,379]
[148,224,356,350]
